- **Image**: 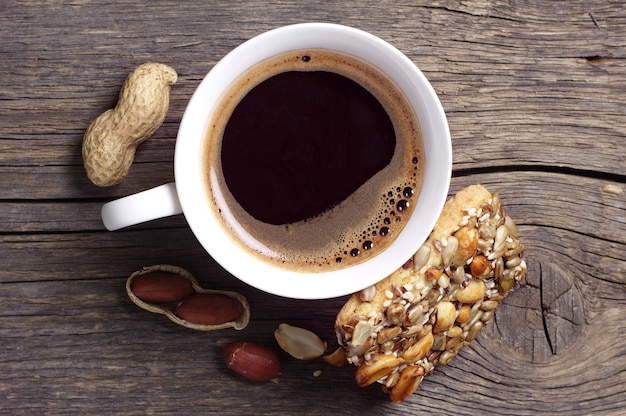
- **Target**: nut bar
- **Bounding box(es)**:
[335,184,527,402]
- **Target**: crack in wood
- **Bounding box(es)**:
[539,262,556,355]
[424,3,518,22]
[452,164,626,184]
[588,12,600,29]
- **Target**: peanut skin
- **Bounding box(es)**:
[223,341,282,382]
[174,293,244,326]
[130,271,195,303]
[82,63,177,186]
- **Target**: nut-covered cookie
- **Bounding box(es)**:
[335,184,527,402]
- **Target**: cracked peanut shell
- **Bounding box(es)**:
[127,264,250,331]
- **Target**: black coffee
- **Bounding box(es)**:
[203,49,423,272]
[221,70,395,225]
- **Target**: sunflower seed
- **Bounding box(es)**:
[465,321,484,342]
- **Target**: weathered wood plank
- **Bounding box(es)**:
[2,170,623,239]
[1,172,623,367]
[1,1,625,180]
[0,163,175,199]
[0,236,623,415]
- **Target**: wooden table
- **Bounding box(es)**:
[2,1,624,414]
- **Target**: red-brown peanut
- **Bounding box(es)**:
[223,341,282,382]
[130,271,194,303]
[174,293,244,326]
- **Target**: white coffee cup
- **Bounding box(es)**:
[101,23,451,299]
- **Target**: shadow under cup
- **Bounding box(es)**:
[175,23,451,299]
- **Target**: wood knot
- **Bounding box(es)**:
[480,252,584,363]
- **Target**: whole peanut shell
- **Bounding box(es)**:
[82,62,177,187]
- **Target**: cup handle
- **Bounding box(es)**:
[101,182,183,231]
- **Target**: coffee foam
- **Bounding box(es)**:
[203,49,424,272]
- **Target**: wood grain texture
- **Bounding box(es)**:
[1,1,624,415]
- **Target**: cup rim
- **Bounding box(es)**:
[175,23,451,299]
